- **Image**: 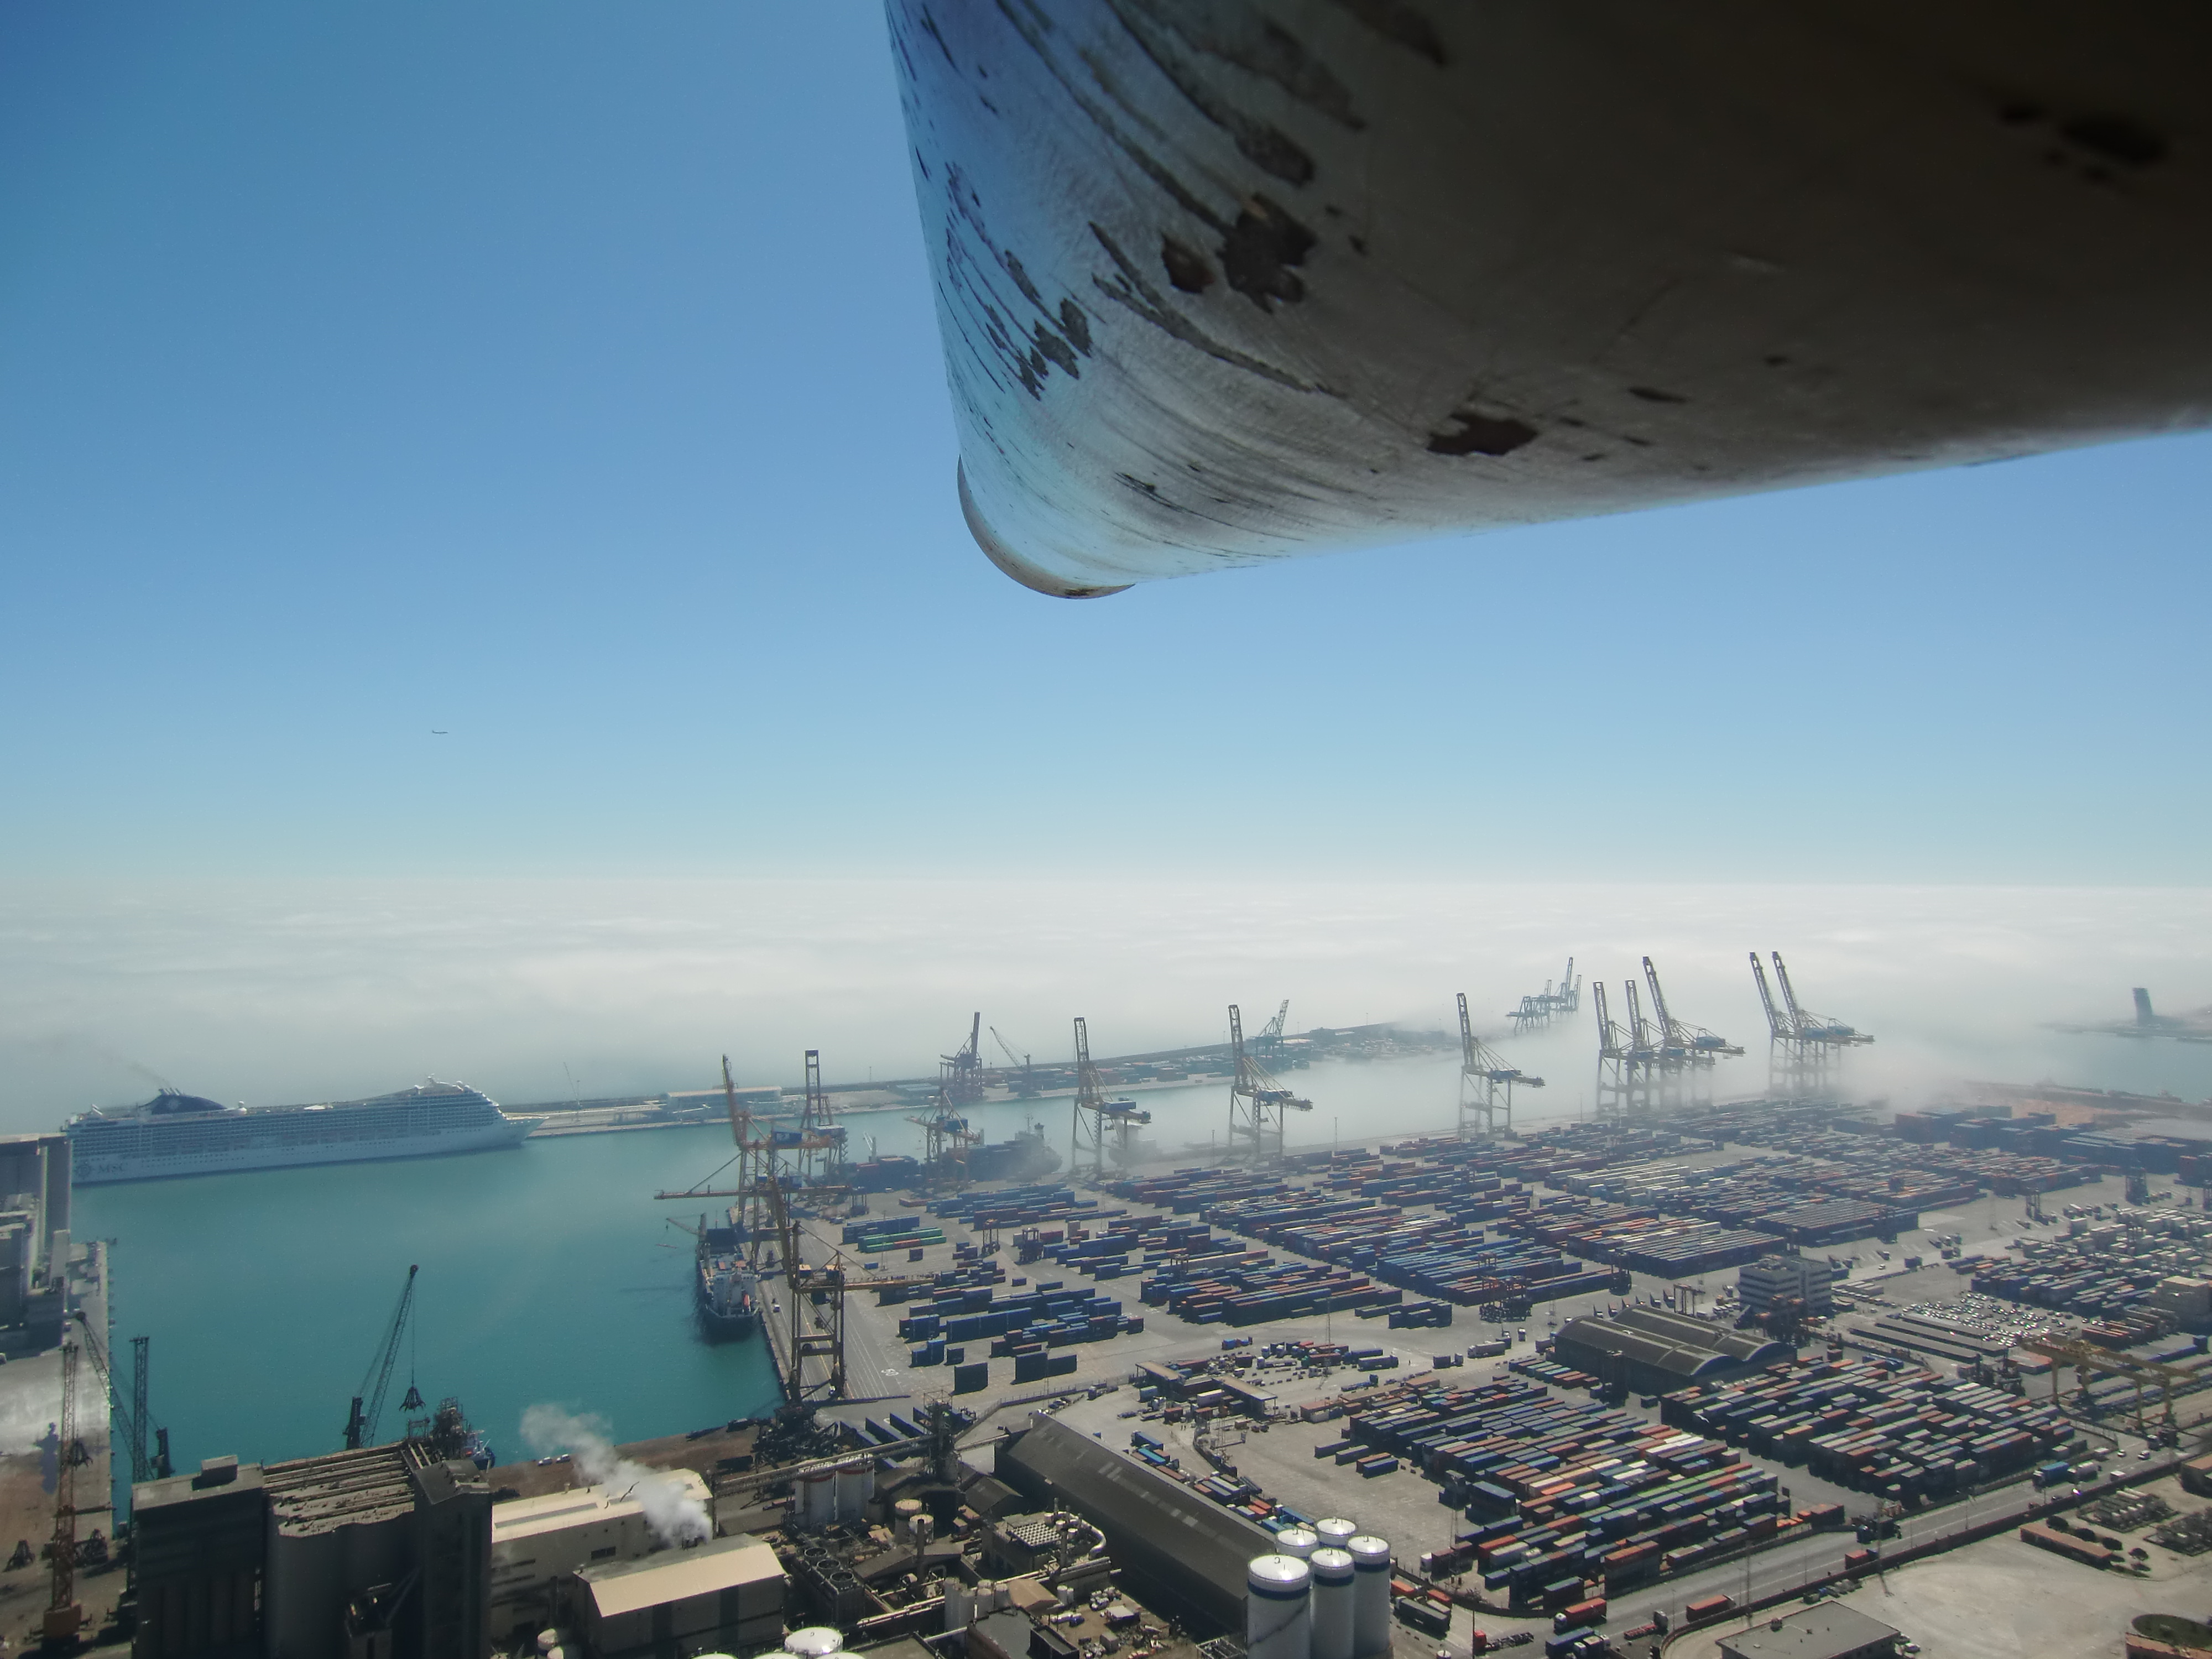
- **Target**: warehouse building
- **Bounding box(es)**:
[488,1472,714,1646]
[1753,1199,1916,1248]
[995,1411,1270,1633]
[568,1533,784,1659]
[1739,1252,1836,1317]
[1553,1306,1793,1397]
[1718,1603,1900,1659]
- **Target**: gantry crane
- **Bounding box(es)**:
[1549,958,1583,1015]
[909,1091,983,1190]
[797,1049,847,1185]
[1255,1000,1291,1061]
[2020,1334,2187,1442]
[1753,952,1874,1097]
[1458,992,1543,1136]
[1593,980,1657,1119]
[1071,1017,1150,1180]
[1227,1003,1311,1159]
[940,1013,987,1106]
[990,1026,1039,1096]
[343,1265,424,1451]
[1512,958,1585,1033]
[1642,956,1744,1105]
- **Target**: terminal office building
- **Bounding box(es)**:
[1551,1307,1793,1400]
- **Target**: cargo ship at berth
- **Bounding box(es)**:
[64,1081,544,1185]
[695,1211,759,1342]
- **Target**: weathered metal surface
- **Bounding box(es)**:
[888,2,2212,594]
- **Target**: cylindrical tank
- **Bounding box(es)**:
[800,1470,837,1528]
[945,1583,974,1629]
[834,1465,868,1523]
[974,1579,997,1615]
[1348,1536,1391,1658]
[1310,1548,1355,1659]
[784,1631,842,1659]
[1246,1554,1312,1659]
[1276,1527,1319,1559]
[1313,1517,1358,1554]
[895,1498,924,1534]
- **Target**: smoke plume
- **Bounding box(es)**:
[520,1403,711,1547]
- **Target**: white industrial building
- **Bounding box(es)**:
[488,1473,713,1644]
[1739,1251,1836,1317]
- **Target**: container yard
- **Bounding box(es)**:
[557,1062,2212,1659]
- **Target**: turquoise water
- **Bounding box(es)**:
[69,1059,1461,1488]
[76,1125,785,1479]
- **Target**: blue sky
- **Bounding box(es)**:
[3,1,2209,891]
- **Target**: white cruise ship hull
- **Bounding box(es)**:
[67,1083,545,1185]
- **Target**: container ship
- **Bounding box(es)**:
[695,1210,760,1341]
[65,1081,544,1185]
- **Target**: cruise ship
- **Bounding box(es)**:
[65,1081,544,1185]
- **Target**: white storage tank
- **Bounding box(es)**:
[944,1582,974,1629]
[834,1463,872,1522]
[784,1631,842,1658]
[1309,1547,1355,1659]
[1246,1554,1312,1659]
[1313,1517,1358,1553]
[1348,1536,1391,1657]
[801,1470,839,1529]
[1276,1526,1319,1559]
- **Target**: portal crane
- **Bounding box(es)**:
[1227,1003,1311,1160]
[1594,979,1659,1119]
[1458,992,1543,1137]
[1071,1017,1150,1180]
[909,1092,983,1189]
[939,1013,986,1106]
[798,1049,846,1184]
[343,1264,423,1450]
[990,1026,1039,1096]
[1757,952,1874,1097]
[44,1338,85,1644]
[1255,999,1290,1060]
[1550,958,1583,1015]
[67,1310,169,1493]
[1641,956,1744,1105]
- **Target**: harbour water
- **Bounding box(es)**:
[70,1055,1478,1477]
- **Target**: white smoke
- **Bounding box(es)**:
[520,1402,711,1547]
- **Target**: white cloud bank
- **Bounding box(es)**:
[4,878,2211,1129]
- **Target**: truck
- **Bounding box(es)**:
[1684,1594,1735,1625]
[1552,1598,1606,1632]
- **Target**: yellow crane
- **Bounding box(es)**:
[2019,1334,2189,1443]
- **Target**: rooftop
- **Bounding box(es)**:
[491,1472,710,1546]
[264,1443,420,1536]
[1718,1603,1900,1659]
[578,1532,781,1618]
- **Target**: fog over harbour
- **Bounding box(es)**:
[7,878,2212,1132]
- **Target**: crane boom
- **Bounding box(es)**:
[1750,952,1790,1039]
[1771,952,1808,1027]
[1592,980,1622,1055]
[344,1264,419,1449]
[67,1311,164,1486]
[1641,956,1678,1046]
